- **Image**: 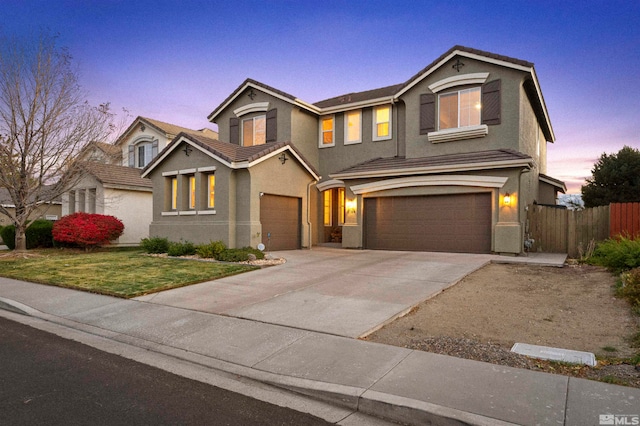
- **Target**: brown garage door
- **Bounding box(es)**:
[260,194,301,251]
[364,193,492,253]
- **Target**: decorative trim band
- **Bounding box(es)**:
[234,102,269,116]
[428,72,490,93]
[350,175,508,195]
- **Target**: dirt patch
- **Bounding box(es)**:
[366,263,640,387]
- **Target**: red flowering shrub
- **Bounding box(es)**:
[53,213,124,250]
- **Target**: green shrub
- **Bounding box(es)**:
[618,268,640,308]
[196,240,227,259]
[0,225,14,249]
[167,240,197,257]
[590,236,640,273]
[140,236,170,254]
[0,220,54,250]
[26,219,54,249]
[216,246,265,262]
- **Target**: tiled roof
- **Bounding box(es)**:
[313,84,404,109]
[81,162,152,189]
[91,141,122,158]
[168,133,320,176]
[0,185,62,206]
[141,117,215,138]
[208,78,299,121]
[313,45,535,109]
[331,149,533,177]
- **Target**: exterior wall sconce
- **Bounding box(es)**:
[345,198,357,214]
[503,192,511,205]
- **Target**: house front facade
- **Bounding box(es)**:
[61,117,216,245]
[144,46,565,254]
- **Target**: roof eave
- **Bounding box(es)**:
[330,159,534,180]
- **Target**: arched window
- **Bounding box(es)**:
[128,139,158,168]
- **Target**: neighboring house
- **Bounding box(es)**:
[61,117,216,245]
[143,46,566,254]
[0,188,62,228]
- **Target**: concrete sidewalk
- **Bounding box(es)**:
[0,276,638,426]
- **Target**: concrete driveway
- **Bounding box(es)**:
[135,247,495,338]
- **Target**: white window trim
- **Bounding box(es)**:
[372,105,392,141]
[428,72,489,93]
[428,124,488,143]
[233,102,269,116]
[343,110,362,145]
[319,115,335,148]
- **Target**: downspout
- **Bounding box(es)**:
[307,179,317,250]
[519,166,532,254]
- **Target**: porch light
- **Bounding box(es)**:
[503,192,511,205]
[345,198,357,214]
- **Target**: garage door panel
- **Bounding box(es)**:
[260,195,301,251]
[364,193,492,253]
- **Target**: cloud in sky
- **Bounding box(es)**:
[2,0,639,193]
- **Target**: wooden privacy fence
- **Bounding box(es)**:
[610,202,640,238]
[527,204,610,258]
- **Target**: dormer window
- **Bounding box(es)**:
[128,139,158,168]
[439,87,481,130]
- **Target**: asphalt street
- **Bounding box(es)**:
[0,316,333,425]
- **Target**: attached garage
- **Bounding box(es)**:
[364,193,492,253]
[260,194,301,251]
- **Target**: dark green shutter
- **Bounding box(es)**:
[128,145,135,167]
[419,94,435,134]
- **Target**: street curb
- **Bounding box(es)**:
[0,299,508,426]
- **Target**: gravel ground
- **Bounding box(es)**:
[366,263,640,388]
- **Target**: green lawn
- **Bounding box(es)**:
[0,249,259,298]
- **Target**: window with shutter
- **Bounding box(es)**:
[229,117,239,145]
[420,94,436,134]
[128,145,135,167]
[481,79,501,125]
[266,109,277,142]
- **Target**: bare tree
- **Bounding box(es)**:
[0,30,113,251]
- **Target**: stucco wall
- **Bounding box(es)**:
[103,188,152,245]
[400,57,526,159]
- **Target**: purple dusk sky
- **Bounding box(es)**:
[3,0,639,193]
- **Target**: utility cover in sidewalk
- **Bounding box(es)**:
[511,343,597,366]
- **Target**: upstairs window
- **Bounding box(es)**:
[373,105,391,141]
[242,115,266,146]
[344,110,362,144]
[320,116,335,147]
[439,87,481,130]
[207,174,216,208]
[129,140,158,168]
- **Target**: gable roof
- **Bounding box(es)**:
[114,116,217,148]
[142,133,320,180]
[207,78,319,122]
[80,162,152,190]
[78,141,123,163]
[330,149,535,180]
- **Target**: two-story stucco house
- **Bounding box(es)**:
[61,117,216,245]
[143,46,565,254]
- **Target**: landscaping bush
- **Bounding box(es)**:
[0,225,14,249]
[25,219,54,249]
[590,236,640,273]
[52,213,124,250]
[216,246,265,262]
[619,268,640,309]
[167,240,197,257]
[0,220,54,250]
[196,240,227,259]
[140,236,170,254]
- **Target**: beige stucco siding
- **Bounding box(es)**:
[399,58,526,159]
